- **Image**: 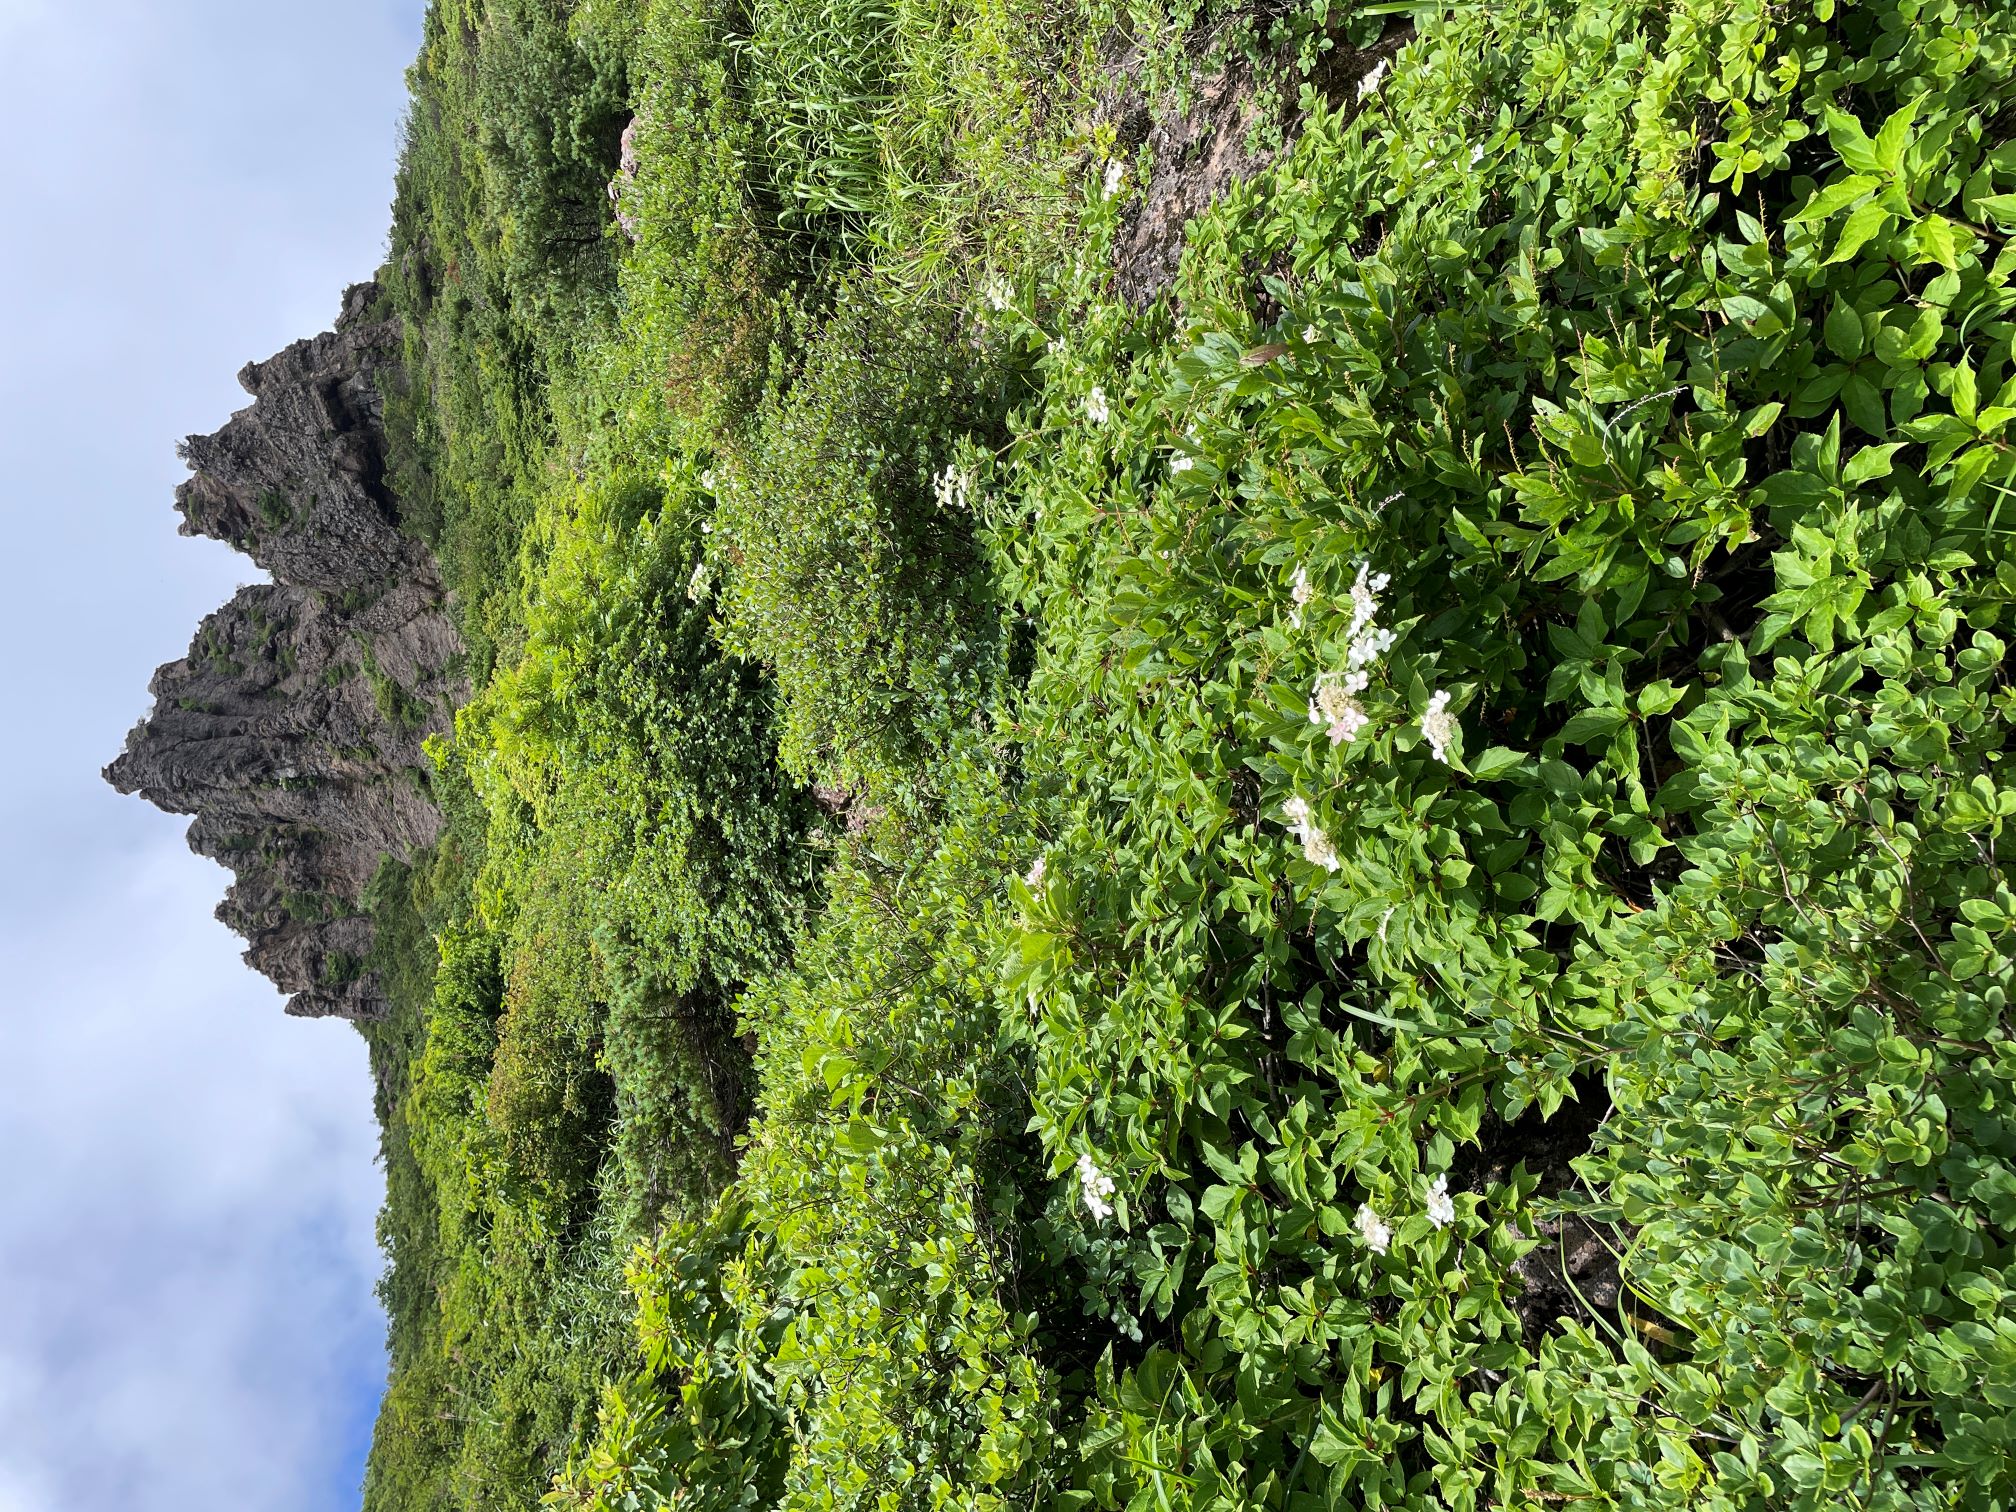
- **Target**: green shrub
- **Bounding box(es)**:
[561,776,1061,1511]
[487,844,614,1227]
[711,279,1020,794]
[358,0,2016,1507]
[974,0,2016,1502]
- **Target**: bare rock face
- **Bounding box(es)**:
[107,281,464,1021]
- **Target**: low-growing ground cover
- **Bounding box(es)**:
[354,0,2016,1508]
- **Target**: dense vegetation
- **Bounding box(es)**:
[351,0,2016,1508]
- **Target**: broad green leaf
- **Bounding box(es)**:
[1913,214,1962,271]
[1873,94,1924,176]
[1844,443,1906,485]
[1822,104,1882,175]
[1561,709,1627,745]
[1826,200,1892,264]
[1791,173,1880,222]
[1823,303,1865,360]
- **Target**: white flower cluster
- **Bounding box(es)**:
[1288,565,1315,629]
[1302,323,1319,345]
[1102,159,1125,200]
[686,559,712,603]
[933,463,974,512]
[1024,855,1046,889]
[1421,688,1458,764]
[1426,1173,1456,1229]
[1346,559,1395,666]
[1282,796,1340,873]
[1293,560,1397,747]
[1078,1153,1116,1223]
[1357,1175,1459,1257]
[983,277,1012,314]
[1356,1203,1392,1254]
[1309,675,1368,746]
[1086,385,1110,425]
[1170,453,1195,475]
[1357,57,1390,102]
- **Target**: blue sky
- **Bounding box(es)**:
[0,2,423,1507]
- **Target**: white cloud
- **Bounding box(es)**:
[0,832,385,1511]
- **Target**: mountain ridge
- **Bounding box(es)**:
[106,281,462,1021]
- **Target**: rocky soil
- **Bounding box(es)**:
[106,282,462,1020]
[1104,18,1412,307]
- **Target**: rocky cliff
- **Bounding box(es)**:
[107,281,463,1021]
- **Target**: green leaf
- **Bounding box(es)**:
[1822,105,1882,174]
[1470,746,1526,780]
[1827,200,1892,264]
[1561,709,1627,745]
[1636,680,1686,716]
[1744,401,1786,437]
[1913,214,1962,271]
[1823,303,1866,360]
[1844,443,1906,485]
[1974,193,2016,229]
[1873,94,1924,176]
[1791,173,1880,223]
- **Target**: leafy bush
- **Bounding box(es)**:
[973,0,2016,1502]
[360,0,2016,1507]
[710,281,1019,795]
[613,3,785,431]
[561,780,1061,1511]
[488,843,614,1225]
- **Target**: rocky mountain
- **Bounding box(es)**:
[106,281,462,1021]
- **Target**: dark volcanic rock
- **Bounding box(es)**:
[107,281,463,1021]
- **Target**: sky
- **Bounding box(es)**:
[0,3,424,1508]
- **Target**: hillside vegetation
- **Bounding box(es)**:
[353,1,2016,1508]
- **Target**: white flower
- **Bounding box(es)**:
[1302,827,1341,872]
[1347,626,1396,669]
[1338,561,1398,671]
[1356,1203,1393,1254]
[1421,689,1459,764]
[1282,796,1342,872]
[1024,855,1046,889]
[1470,141,1487,166]
[1347,559,1392,641]
[984,277,1012,313]
[1303,324,1319,344]
[700,468,717,492]
[1309,676,1369,746]
[933,463,973,512]
[1425,1173,1456,1229]
[1357,58,1389,102]
[686,560,711,603]
[1170,453,1195,474]
[1086,385,1110,425]
[1102,159,1125,199]
[1288,564,1315,629]
[1077,1153,1117,1223]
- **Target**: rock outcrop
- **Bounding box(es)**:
[107,281,463,1020]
